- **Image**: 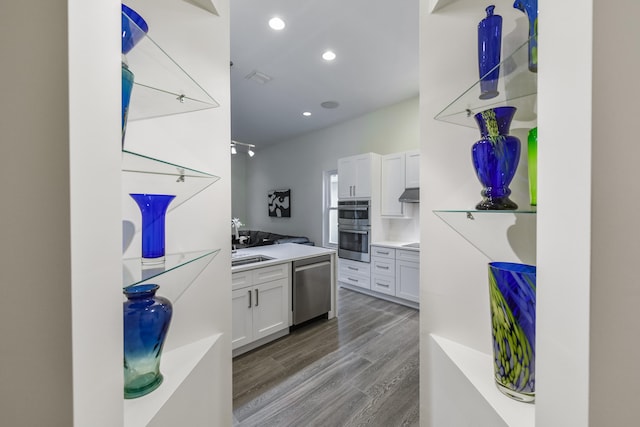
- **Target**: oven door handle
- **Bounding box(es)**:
[339,206,369,211]
[340,229,369,235]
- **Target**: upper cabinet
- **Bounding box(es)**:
[405,150,420,189]
[381,150,419,217]
[338,153,380,199]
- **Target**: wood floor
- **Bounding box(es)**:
[233,287,419,427]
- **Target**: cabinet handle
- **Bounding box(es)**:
[347,266,359,271]
[378,251,390,255]
[248,290,252,308]
[255,289,259,306]
[377,265,389,270]
[376,282,390,288]
[348,277,358,282]
[353,185,356,196]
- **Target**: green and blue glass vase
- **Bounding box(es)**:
[528,127,537,206]
[472,106,520,210]
[488,262,536,402]
[123,284,173,399]
[513,0,538,73]
[121,4,149,147]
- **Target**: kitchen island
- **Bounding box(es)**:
[231,243,336,356]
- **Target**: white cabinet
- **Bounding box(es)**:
[371,246,396,296]
[405,150,420,189]
[338,153,379,199]
[232,263,290,351]
[381,151,419,217]
[338,258,371,290]
[381,153,406,216]
[396,249,420,303]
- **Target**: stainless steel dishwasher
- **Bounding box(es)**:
[292,254,332,326]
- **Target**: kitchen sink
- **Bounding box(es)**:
[231,255,274,267]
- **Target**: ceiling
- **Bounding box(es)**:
[229,0,420,149]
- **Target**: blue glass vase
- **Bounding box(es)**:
[121,63,134,147]
[122,4,149,55]
[121,4,148,148]
[472,106,520,210]
[123,284,173,399]
[130,194,176,264]
[478,5,502,100]
[488,262,536,402]
[513,0,538,73]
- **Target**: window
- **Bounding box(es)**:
[323,170,338,248]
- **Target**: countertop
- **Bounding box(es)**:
[231,243,336,272]
[371,241,420,252]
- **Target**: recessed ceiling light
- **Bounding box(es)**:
[321,101,340,109]
[268,17,285,30]
[322,50,336,61]
[303,112,312,117]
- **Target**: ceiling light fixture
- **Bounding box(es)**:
[303,111,312,117]
[268,17,286,30]
[322,50,336,61]
[231,140,256,157]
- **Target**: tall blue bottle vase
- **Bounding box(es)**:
[478,5,502,100]
[488,262,536,402]
[472,106,520,210]
[123,284,173,399]
[513,0,538,73]
[130,194,176,265]
[121,4,149,147]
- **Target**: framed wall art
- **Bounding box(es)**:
[268,189,291,218]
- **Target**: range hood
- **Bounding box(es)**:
[399,188,419,203]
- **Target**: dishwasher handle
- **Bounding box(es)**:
[294,260,331,273]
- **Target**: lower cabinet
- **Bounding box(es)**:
[342,245,419,306]
[338,258,371,290]
[396,249,420,303]
[232,263,290,351]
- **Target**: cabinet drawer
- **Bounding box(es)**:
[338,258,371,279]
[371,246,395,259]
[371,274,396,296]
[340,273,371,290]
[372,257,395,276]
[396,249,419,263]
[252,263,289,285]
[232,270,253,290]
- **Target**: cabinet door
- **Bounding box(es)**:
[381,153,406,216]
[396,260,420,302]
[405,150,420,188]
[354,154,372,198]
[338,157,355,199]
[232,288,253,350]
[252,278,289,340]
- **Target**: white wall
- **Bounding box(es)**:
[236,96,419,246]
[1,1,123,426]
[419,0,535,424]
[232,153,248,222]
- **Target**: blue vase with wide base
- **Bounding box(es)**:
[123,284,173,399]
[472,106,520,210]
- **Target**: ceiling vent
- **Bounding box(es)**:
[244,70,272,84]
[321,101,340,109]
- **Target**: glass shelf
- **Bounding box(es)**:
[433,209,537,264]
[123,10,220,121]
[123,249,220,303]
[122,150,220,212]
[434,38,537,127]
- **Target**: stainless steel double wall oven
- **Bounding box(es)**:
[337,200,371,262]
